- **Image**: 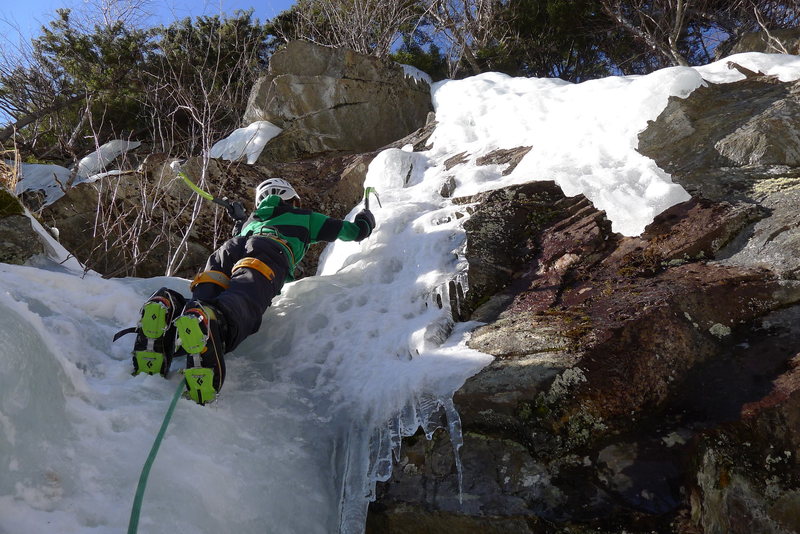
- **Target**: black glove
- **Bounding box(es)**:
[225,199,247,222]
[219,199,247,236]
[354,209,375,241]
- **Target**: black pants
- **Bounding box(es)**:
[192,236,290,351]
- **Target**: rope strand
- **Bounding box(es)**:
[128,379,185,533]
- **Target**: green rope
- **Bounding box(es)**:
[127,379,185,534]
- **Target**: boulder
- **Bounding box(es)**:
[244,40,432,162]
[637,78,800,185]
[637,76,800,280]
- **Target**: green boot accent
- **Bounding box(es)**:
[174,314,208,354]
[140,301,169,338]
[133,351,165,376]
[175,303,226,405]
[184,368,216,404]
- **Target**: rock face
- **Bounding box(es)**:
[244,40,432,162]
[36,151,384,279]
[0,188,44,264]
[727,28,800,55]
[368,76,800,532]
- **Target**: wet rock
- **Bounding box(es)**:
[689,349,800,534]
[368,430,558,532]
[372,173,800,530]
[462,192,799,445]
[456,182,570,318]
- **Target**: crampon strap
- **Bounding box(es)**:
[113,327,137,342]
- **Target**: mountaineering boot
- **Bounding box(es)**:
[174,301,227,405]
[131,288,186,376]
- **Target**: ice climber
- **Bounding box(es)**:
[125,178,376,404]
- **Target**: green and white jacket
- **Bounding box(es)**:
[239,195,368,276]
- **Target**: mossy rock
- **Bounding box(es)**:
[0,188,24,217]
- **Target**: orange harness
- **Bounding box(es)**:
[232,257,276,281]
[255,232,296,267]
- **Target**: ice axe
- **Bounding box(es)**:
[363,186,382,211]
[171,161,246,221]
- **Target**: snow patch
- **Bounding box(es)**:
[209,121,282,164]
[12,162,72,206]
[11,139,140,207]
[76,140,141,178]
[427,52,800,236]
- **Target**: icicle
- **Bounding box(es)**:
[368,424,394,483]
[341,391,469,530]
[418,393,444,439]
[442,397,465,504]
[398,400,419,437]
[388,415,403,463]
[338,426,372,534]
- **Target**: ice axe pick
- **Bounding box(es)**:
[363,187,382,211]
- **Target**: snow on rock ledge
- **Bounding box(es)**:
[209,121,282,164]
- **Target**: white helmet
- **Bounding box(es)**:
[255,178,299,205]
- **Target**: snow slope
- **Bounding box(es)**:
[1,53,800,534]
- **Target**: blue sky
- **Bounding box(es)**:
[3,0,294,41]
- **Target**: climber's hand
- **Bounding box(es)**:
[354,209,375,241]
[225,200,247,222]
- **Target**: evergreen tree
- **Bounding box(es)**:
[143,11,270,154]
[0,8,152,159]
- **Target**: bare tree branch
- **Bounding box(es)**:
[753,5,790,53]
[285,0,423,57]
[0,91,90,143]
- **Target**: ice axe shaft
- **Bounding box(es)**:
[364,187,381,211]
[171,161,234,211]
